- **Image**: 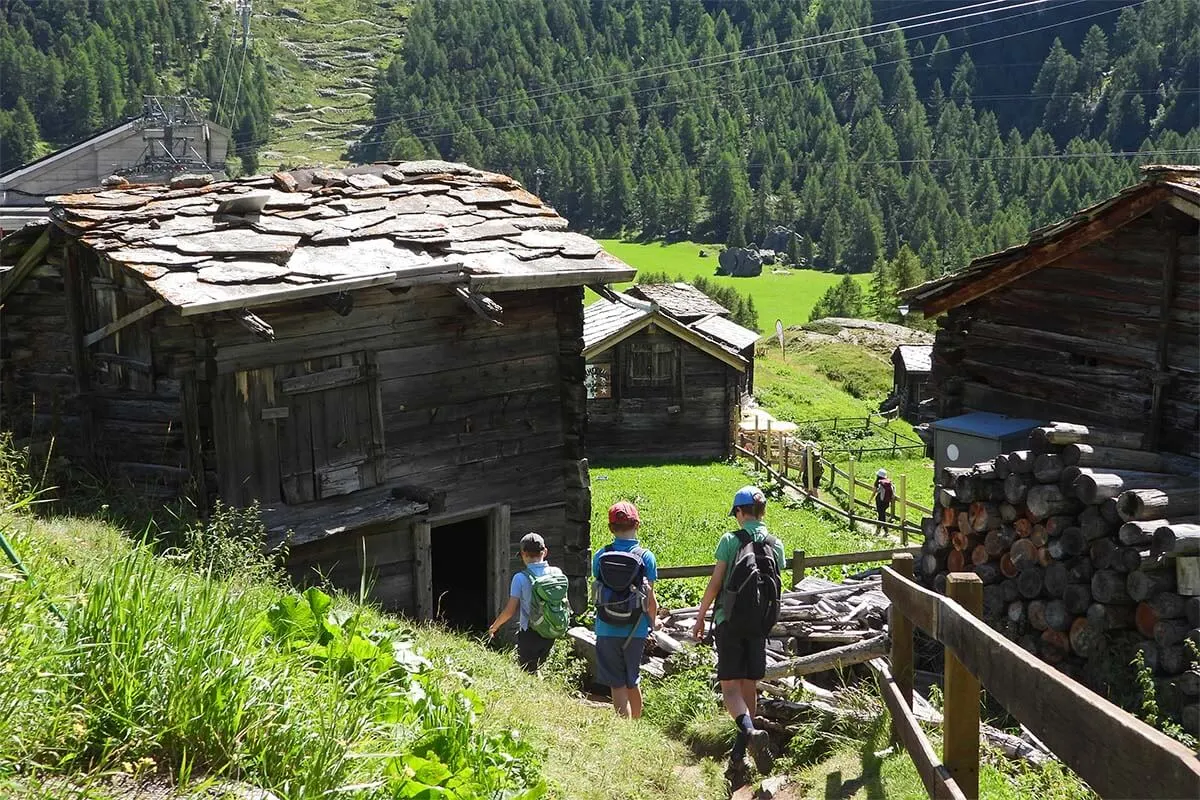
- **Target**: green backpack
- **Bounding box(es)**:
[525,567,571,639]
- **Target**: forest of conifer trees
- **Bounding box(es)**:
[0,0,273,174]
[360,0,1199,280]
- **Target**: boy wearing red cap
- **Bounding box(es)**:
[592,501,659,718]
[693,485,785,779]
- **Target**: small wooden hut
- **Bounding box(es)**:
[582,291,757,460]
[889,344,933,422]
[0,161,635,625]
[902,165,1199,457]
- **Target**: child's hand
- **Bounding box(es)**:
[691,619,704,640]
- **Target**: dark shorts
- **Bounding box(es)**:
[595,635,646,688]
[516,628,554,673]
[715,623,767,681]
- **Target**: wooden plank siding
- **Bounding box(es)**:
[587,324,743,460]
[203,283,586,613]
[1,241,198,499]
[930,212,1200,458]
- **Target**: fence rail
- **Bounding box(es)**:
[883,553,1200,800]
[656,545,922,586]
[789,414,926,459]
[733,441,926,541]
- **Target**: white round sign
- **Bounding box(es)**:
[946,443,960,462]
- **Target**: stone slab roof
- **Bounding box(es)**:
[44,161,635,316]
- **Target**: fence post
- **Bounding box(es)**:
[765,419,772,463]
[805,446,815,495]
[945,573,983,799]
[889,553,915,746]
[791,549,806,589]
[782,440,789,479]
[897,473,908,545]
[847,457,856,523]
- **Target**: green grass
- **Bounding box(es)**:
[597,239,871,327]
[589,460,896,607]
[0,512,722,800]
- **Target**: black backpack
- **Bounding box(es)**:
[720,530,782,637]
[593,545,648,627]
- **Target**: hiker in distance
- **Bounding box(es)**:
[592,501,659,718]
[873,468,894,534]
[692,486,785,780]
[486,532,572,673]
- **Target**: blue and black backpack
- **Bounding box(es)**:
[592,545,648,629]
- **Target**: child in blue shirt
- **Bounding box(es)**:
[487,532,561,672]
[592,501,658,718]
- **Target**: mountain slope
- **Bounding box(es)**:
[251,0,410,167]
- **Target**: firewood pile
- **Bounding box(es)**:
[920,421,1200,735]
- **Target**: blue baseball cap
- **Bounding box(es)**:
[729,485,766,516]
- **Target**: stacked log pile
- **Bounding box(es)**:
[920,422,1200,735]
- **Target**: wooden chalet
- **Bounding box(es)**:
[582,290,758,460]
[0,161,636,627]
[888,344,933,423]
[902,165,1199,457]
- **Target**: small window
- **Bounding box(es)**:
[585,363,612,399]
[627,343,676,386]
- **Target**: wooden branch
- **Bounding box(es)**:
[230,309,274,341]
[762,634,889,679]
[83,299,167,347]
[1118,488,1200,522]
[0,227,50,301]
[1152,524,1200,558]
[453,285,504,326]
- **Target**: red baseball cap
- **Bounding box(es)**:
[608,501,640,525]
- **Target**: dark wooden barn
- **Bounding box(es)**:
[0,161,635,626]
[902,165,1199,457]
[582,291,758,460]
[888,344,933,423]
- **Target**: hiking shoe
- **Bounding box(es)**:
[725,757,750,788]
[746,728,774,775]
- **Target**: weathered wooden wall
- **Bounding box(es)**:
[1,240,198,500]
[929,212,1199,457]
[587,325,742,460]
[205,283,588,612]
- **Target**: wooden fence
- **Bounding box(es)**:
[656,545,923,586]
[792,415,926,458]
[733,441,929,542]
[881,552,1200,800]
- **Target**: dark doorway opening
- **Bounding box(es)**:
[430,516,490,631]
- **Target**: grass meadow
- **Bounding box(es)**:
[597,239,872,327]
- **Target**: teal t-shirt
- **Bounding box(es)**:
[712,519,785,627]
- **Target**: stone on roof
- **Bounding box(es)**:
[625,282,729,320]
[690,314,760,352]
[44,162,634,316]
[894,344,932,374]
[582,296,651,350]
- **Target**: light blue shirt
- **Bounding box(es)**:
[510,560,555,631]
[592,538,658,639]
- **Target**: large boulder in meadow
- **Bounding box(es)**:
[716,247,763,277]
[761,225,795,254]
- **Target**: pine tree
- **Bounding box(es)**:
[867,256,893,321]
[820,207,842,271]
[61,49,100,140]
[710,152,750,246]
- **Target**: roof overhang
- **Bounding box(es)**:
[583,307,747,372]
[0,121,138,185]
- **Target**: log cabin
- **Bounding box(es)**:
[902,165,1200,458]
[0,161,636,628]
[887,344,933,423]
[582,289,758,460]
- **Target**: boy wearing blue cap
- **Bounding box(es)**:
[693,485,785,779]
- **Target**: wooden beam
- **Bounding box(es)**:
[1167,195,1200,221]
[83,299,166,347]
[890,553,916,749]
[0,227,51,301]
[1147,226,1180,451]
[944,574,982,799]
[922,187,1172,317]
[870,658,968,800]
[178,272,400,316]
[762,634,889,679]
[883,565,940,634]
[453,285,504,326]
[414,521,433,621]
